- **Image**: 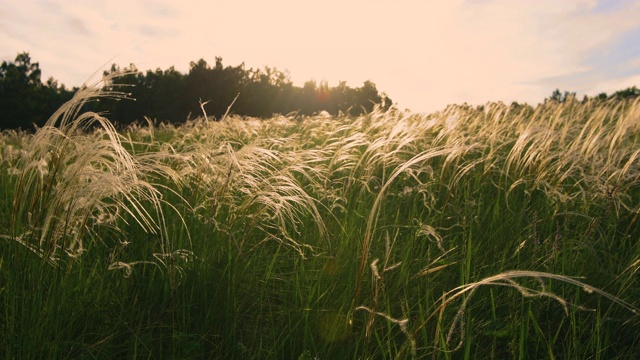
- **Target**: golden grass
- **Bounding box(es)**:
[5,72,186,263]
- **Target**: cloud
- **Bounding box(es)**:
[139,0,179,19]
[593,74,640,95]
[66,16,92,36]
[395,0,640,110]
[1,0,639,112]
[526,5,640,99]
[137,24,180,39]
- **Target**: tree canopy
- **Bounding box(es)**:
[0,53,74,129]
[0,52,393,130]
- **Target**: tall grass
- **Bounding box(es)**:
[1,84,640,358]
[4,73,184,263]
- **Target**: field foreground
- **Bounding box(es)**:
[2,83,640,359]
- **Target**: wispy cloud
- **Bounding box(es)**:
[137,24,180,39]
[66,16,92,36]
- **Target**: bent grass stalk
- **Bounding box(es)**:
[354,146,456,304]
[5,70,187,265]
[395,270,640,359]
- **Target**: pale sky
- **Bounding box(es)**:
[1,0,640,113]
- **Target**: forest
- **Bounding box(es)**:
[0,52,393,130]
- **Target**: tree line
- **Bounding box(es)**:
[0,53,76,130]
[0,52,392,130]
[1,52,638,131]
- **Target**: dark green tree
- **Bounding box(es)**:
[300,80,318,115]
[185,57,246,120]
[0,52,74,130]
[612,86,640,99]
[352,80,382,115]
[144,66,188,123]
[546,89,576,103]
[0,53,395,129]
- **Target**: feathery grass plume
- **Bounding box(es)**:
[6,69,182,263]
[171,114,329,256]
[0,129,28,169]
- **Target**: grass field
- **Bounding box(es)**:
[1,79,640,359]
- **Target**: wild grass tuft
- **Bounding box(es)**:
[4,71,186,264]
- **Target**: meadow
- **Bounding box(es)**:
[1,76,640,359]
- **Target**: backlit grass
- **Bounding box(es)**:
[1,80,640,358]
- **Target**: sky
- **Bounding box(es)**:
[1,0,640,114]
